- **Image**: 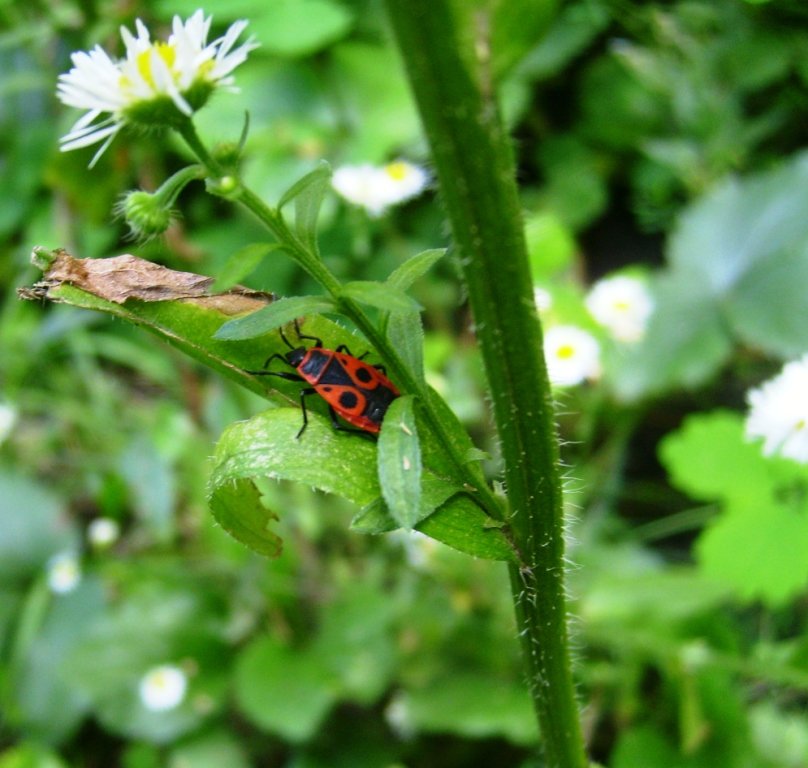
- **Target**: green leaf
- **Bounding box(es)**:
[208,409,379,556]
[352,471,462,534]
[250,0,354,58]
[277,161,332,255]
[726,242,808,357]
[277,160,332,210]
[659,411,774,506]
[402,671,537,745]
[386,309,425,384]
[697,501,808,607]
[0,471,75,580]
[341,280,422,313]
[213,295,337,341]
[234,636,335,741]
[386,248,446,291]
[312,583,397,704]
[377,396,422,530]
[659,411,808,605]
[212,242,281,291]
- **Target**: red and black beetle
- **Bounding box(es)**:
[251,323,400,437]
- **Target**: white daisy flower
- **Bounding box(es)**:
[139,664,188,712]
[585,274,654,343]
[543,325,601,387]
[46,552,81,594]
[331,160,428,216]
[0,402,17,445]
[746,355,808,463]
[57,11,258,165]
[87,517,120,548]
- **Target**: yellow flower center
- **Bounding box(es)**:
[556,344,576,360]
[136,42,177,88]
[385,162,410,181]
[613,299,631,313]
[796,419,806,432]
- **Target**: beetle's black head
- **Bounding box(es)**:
[286,347,307,367]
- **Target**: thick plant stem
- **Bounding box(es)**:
[385,2,587,765]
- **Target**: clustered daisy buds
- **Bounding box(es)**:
[331,161,429,216]
[57,11,258,166]
[543,325,601,387]
[745,355,808,464]
[585,274,654,343]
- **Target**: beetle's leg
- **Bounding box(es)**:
[296,388,317,439]
[247,353,301,380]
[293,319,323,348]
[334,344,367,359]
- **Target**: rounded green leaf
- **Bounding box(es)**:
[234,636,336,741]
[208,409,379,556]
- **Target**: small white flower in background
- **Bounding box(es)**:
[139,664,188,711]
[46,552,81,594]
[585,274,654,343]
[543,325,601,387]
[0,402,17,445]
[87,517,120,548]
[331,160,428,216]
[745,355,808,463]
[533,286,552,312]
[57,11,258,165]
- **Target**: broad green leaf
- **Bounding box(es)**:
[659,411,775,506]
[341,280,421,313]
[669,152,808,290]
[208,409,379,556]
[250,0,354,58]
[377,397,422,530]
[168,731,250,768]
[416,495,513,562]
[351,471,462,535]
[234,636,335,741]
[213,295,337,340]
[697,500,808,607]
[0,471,75,581]
[726,242,808,358]
[386,248,446,291]
[386,309,425,384]
[312,583,397,704]
[402,671,536,745]
[13,580,105,744]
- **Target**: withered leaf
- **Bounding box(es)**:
[20,248,273,315]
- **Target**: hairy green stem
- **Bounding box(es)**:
[385,2,587,765]
[177,121,505,523]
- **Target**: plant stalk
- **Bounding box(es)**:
[384,1,587,764]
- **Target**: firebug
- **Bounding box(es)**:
[251,323,400,438]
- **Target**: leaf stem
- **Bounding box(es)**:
[384,1,587,765]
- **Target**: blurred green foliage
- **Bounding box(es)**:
[2,0,808,766]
